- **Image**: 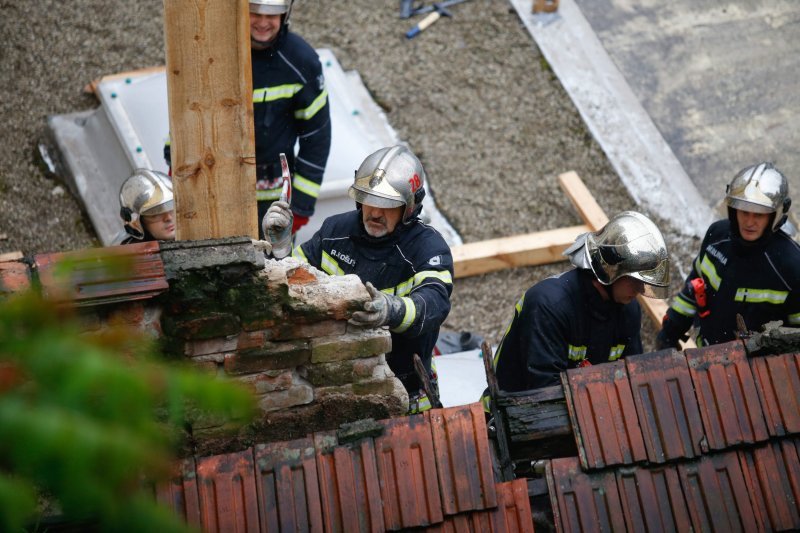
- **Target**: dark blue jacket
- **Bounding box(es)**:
[658,219,800,347]
[165,29,331,224]
[250,30,331,217]
[494,268,643,391]
[293,210,454,394]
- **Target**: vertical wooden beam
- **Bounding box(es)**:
[163,0,257,240]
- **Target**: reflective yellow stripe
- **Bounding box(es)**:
[481,394,492,414]
[320,251,344,276]
[568,344,587,362]
[734,288,789,304]
[292,246,308,262]
[670,294,697,317]
[293,173,320,198]
[294,89,328,120]
[253,83,302,103]
[788,312,800,325]
[256,188,281,201]
[408,392,432,414]
[392,270,454,297]
[608,344,625,361]
[390,296,416,333]
[698,255,721,291]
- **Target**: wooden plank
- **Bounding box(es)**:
[451,224,590,278]
[0,251,24,263]
[557,171,609,231]
[163,0,257,240]
[84,65,166,96]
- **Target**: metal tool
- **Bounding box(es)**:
[406,2,452,39]
[279,152,292,204]
[409,0,470,17]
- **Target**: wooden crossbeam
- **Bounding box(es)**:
[451,225,589,279]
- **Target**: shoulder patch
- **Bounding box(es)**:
[428,255,442,266]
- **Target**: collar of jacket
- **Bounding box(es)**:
[577,268,624,320]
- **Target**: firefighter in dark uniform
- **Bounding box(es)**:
[657,162,800,349]
[488,211,671,398]
[263,145,454,414]
[116,169,176,245]
[165,0,331,238]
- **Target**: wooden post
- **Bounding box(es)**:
[163,0,257,240]
[482,341,515,482]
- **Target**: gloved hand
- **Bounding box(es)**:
[655,315,686,351]
[349,282,404,329]
[261,200,293,259]
[655,328,681,351]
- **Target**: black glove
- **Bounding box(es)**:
[655,329,681,351]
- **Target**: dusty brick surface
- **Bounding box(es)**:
[311,329,392,363]
[0,261,30,293]
[223,340,311,374]
[256,381,314,412]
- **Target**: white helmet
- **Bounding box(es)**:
[348,145,426,224]
[249,0,293,17]
[726,162,791,232]
[564,211,671,299]
[119,169,174,240]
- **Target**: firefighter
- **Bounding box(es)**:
[164,0,331,239]
[117,169,176,244]
[263,145,454,414]
[656,162,800,349]
[489,211,670,396]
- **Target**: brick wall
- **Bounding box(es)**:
[0,238,408,454]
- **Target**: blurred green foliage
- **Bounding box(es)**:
[0,288,255,531]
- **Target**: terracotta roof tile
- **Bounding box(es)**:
[34,241,167,306]
[563,359,647,469]
[677,451,759,531]
[685,342,769,450]
[423,480,532,533]
[429,403,497,515]
[751,351,800,436]
[196,449,261,532]
[314,431,384,532]
[153,458,201,527]
[626,350,706,463]
[254,437,323,532]
[374,414,444,529]
[616,463,691,531]
[157,404,533,531]
[739,438,800,531]
[546,456,627,532]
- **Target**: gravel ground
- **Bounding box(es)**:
[0,0,698,348]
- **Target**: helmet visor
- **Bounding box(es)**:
[727,198,774,214]
[142,199,174,217]
[249,2,288,14]
[348,186,405,209]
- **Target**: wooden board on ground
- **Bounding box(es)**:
[451,225,589,278]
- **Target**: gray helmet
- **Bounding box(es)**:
[249,0,293,19]
[726,162,790,232]
[564,211,670,299]
[348,145,426,223]
[119,169,174,240]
